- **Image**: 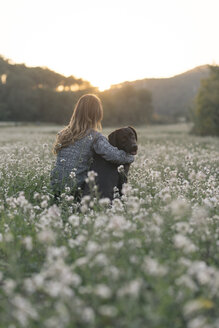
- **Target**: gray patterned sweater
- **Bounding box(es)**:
[50,129,134,192]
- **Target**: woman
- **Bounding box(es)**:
[50,94,134,200]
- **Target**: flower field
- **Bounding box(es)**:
[0,123,219,328]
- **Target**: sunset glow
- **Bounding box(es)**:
[1,0,219,90]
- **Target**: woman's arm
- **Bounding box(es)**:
[93,134,134,164]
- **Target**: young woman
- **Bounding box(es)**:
[50,94,134,200]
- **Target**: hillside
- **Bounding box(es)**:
[0,55,211,124]
[112,65,210,121]
[0,55,93,91]
[0,55,97,123]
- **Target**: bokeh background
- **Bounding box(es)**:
[0,0,219,133]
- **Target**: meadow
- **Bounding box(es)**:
[0,123,219,328]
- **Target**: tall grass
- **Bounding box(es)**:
[0,124,218,328]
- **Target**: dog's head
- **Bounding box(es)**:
[108,126,138,155]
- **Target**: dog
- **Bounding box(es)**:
[84,126,138,200]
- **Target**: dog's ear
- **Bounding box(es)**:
[128,126,137,141]
[108,130,118,147]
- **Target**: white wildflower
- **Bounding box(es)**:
[187,316,209,328]
[69,171,76,179]
[37,230,56,244]
[170,198,190,217]
[107,215,129,230]
[117,279,142,298]
[12,295,38,326]
[65,186,71,193]
[68,215,80,227]
[173,234,197,253]
[196,171,206,181]
[23,236,33,251]
[82,307,95,323]
[33,192,40,200]
[3,279,16,294]
[85,170,97,183]
[143,256,168,277]
[99,305,118,317]
[117,165,124,173]
[175,274,197,291]
[122,183,132,196]
[95,284,112,299]
[86,241,99,255]
[98,198,110,207]
[40,200,48,208]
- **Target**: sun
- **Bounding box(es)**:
[97,82,112,92]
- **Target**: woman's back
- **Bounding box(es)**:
[50,129,97,192]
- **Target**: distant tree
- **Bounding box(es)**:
[0,55,97,123]
[60,76,94,91]
[0,55,10,74]
[191,65,219,136]
[100,84,153,126]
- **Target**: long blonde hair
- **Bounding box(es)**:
[53,94,103,154]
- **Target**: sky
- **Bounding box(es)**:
[1,0,219,90]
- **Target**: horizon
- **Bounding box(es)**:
[1,0,219,90]
[1,54,210,91]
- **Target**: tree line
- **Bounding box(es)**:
[1,55,218,135]
[191,65,219,136]
[0,56,153,126]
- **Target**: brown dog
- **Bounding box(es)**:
[83,126,138,200]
